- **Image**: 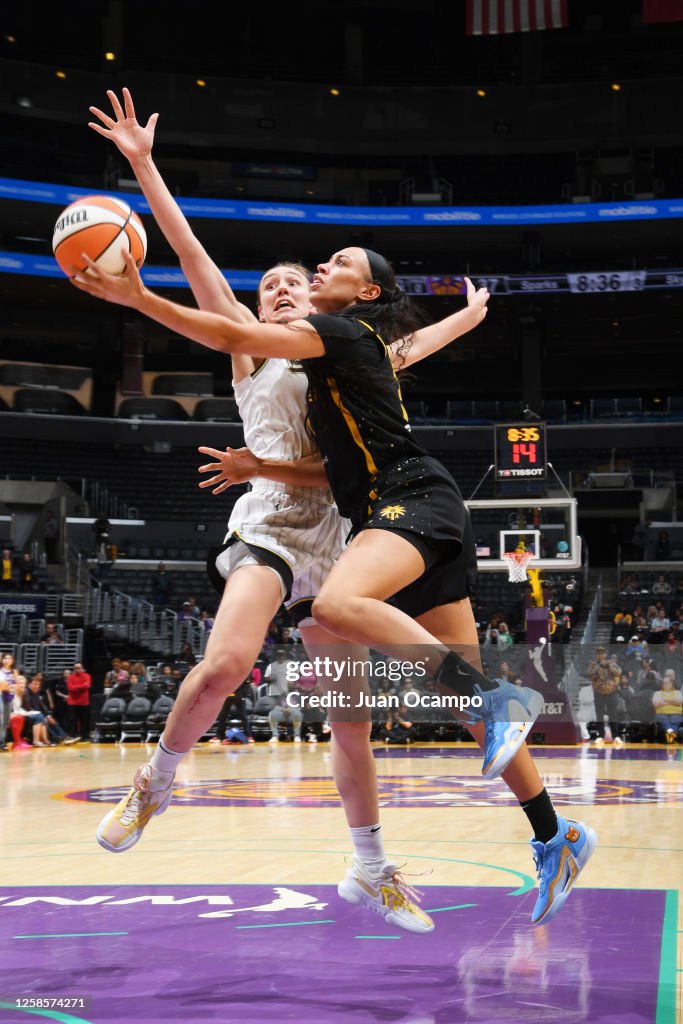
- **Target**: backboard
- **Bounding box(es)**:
[465,497,581,571]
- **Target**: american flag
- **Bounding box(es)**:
[466,0,568,35]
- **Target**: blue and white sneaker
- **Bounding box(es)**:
[471,679,545,780]
[530,816,597,925]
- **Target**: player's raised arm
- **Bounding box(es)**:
[389,277,489,369]
[71,252,325,361]
[88,87,256,377]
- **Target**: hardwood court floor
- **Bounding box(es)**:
[1,739,681,1023]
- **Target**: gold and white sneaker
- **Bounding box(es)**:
[338,856,434,933]
[96,763,174,853]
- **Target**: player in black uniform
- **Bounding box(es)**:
[72,243,596,927]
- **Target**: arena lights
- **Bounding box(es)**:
[4,33,16,43]
[196,79,206,87]
[55,71,67,80]
[104,51,116,62]
[329,88,340,96]
[611,82,621,91]
[476,88,487,97]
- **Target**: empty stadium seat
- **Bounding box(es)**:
[472,400,500,422]
[93,697,127,742]
[498,400,524,421]
[541,399,567,422]
[14,389,84,416]
[118,398,189,421]
[119,696,152,742]
[446,400,473,421]
[615,397,643,417]
[194,398,240,422]
[151,373,214,396]
[590,398,617,420]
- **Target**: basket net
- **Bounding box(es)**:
[502,551,535,583]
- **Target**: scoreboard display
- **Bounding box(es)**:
[494,422,547,480]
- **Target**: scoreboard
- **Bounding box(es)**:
[494,422,547,480]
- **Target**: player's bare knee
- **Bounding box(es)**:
[311,593,353,635]
[202,647,254,693]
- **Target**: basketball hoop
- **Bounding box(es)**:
[503,551,535,583]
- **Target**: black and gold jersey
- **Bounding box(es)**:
[303,312,426,525]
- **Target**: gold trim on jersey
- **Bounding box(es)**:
[250,358,270,380]
[326,376,378,480]
[357,318,409,425]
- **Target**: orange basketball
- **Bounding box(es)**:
[52,194,147,277]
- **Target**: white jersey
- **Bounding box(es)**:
[217,358,350,616]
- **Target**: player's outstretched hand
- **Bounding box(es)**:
[464,276,489,322]
[197,446,261,494]
[69,250,146,309]
[88,87,158,163]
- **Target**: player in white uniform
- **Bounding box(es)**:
[87,89,490,933]
[210,353,349,627]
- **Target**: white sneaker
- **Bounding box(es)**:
[293,736,302,744]
[613,735,624,746]
[338,856,434,934]
[96,763,174,853]
[307,734,318,744]
[268,736,279,744]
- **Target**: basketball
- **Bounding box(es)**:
[52,194,147,277]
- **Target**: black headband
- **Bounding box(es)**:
[362,248,395,302]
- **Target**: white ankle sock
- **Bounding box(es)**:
[149,736,186,775]
[349,824,386,875]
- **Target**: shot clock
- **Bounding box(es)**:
[494,422,547,480]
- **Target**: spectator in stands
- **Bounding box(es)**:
[42,623,63,645]
[264,649,302,743]
[649,608,671,644]
[652,670,683,743]
[17,552,37,592]
[152,562,173,608]
[652,574,672,599]
[497,622,514,648]
[185,594,200,617]
[176,601,195,622]
[264,648,291,693]
[624,634,649,662]
[267,683,304,744]
[66,662,92,740]
[8,676,33,749]
[199,609,214,632]
[14,675,51,747]
[131,661,148,684]
[0,651,19,750]
[612,608,633,640]
[109,674,133,703]
[587,646,623,743]
[619,575,640,596]
[279,627,296,646]
[43,510,59,564]
[636,658,661,693]
[92,514,111,555]
[655,530,671,561]
[663,633,681,660]
[1,548,16,590]
[102,657,122,697]
[178,642,196,666]
[383,699,415,744]
[262,622,282,650]
[27,676,73,745]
